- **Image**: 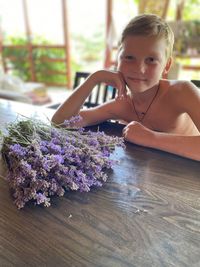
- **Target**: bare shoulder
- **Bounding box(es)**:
[160,79,200,114]
[161,79,199,94]
[160,79,200,101]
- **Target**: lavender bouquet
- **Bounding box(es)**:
[0,116,124,209]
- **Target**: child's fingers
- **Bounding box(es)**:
[116,72,127,99]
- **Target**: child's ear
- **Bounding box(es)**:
[162,57,173,78]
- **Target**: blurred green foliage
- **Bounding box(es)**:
[3,35,81,85]
[73,30,104,62]
[133,0,200,20]
[182,0,200,20]
[2,0,199,85]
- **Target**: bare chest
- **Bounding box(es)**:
[144,110,197,134]
[120,100,198,135]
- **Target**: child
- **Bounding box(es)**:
[52,14,200,161]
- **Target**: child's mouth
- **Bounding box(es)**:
[127,77,146,82]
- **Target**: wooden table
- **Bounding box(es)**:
[0,99,200,267]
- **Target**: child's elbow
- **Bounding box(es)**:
[51,113,62,125]
[51,115,57,125]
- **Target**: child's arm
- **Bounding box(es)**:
[51,70,126,125]
[123,82,200,161]
[123,121,200,161]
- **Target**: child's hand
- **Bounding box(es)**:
[122,121,154,146]
[93,70,127,99]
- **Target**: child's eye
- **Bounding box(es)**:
[124,55,134,60]
[146,57,157,64]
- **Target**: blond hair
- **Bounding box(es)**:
[120,14,174,58]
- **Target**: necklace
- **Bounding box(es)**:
[131,83,160,123]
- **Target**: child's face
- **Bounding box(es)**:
[117,35,170,93]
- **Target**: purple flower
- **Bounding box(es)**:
[1,117,125,209]
[52,154,64,164]
[35,193,49,205]
[63,115,82,127]
[48,143,62,154]
[9,144,26,157]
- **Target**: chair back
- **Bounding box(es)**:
[73,72,90,88]
[73,71,116,108]
[191,80,200,88]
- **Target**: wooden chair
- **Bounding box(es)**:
[191,80,200,88]
[48,71,117,109]
[73,71,90,88]
[74,72,116,108]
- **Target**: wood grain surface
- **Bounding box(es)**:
[0,99,200,267]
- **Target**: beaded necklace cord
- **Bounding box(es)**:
[131,83,160,123]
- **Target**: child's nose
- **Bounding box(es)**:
[136,62,146,74]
